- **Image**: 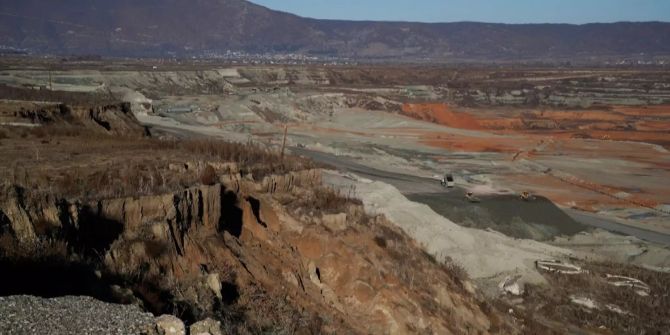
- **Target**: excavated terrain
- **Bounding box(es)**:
[0,104,515,334]
[1,59,669,334]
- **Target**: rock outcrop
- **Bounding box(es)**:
[151,315,185,335]
[189,318,223,335]
[0,170,512,334]
[7,102,148,137]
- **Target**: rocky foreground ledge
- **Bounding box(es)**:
[0,295,153,335]
[0,295,221,335]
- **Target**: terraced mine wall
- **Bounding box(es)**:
[2,67,670,109]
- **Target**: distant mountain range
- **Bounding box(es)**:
[1,0,670,61]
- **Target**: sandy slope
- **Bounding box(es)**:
[324,171,570,293]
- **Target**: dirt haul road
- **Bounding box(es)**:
[292,147,670,246]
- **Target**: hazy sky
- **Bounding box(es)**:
[249,0,670,24]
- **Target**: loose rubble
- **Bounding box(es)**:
[0,295,154,335]
[149,315,185,335]
[190,318,223,335]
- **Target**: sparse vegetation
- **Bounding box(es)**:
[0,84,117,105]
[0,128,318,201]
[286,185,361,215]
[5,61,669,334]
[0,235,68,261]
[199,165,217,186]
[373,235,387,248]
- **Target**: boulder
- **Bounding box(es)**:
[499,275,524,296]
[322,213,347,231]
[190,318,223,335]
[1,197,36,244]
[152,315,185,335]
[206,273,223,299]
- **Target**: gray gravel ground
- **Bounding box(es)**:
[0,295,155,335]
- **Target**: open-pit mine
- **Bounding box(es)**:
[1,58,669,334]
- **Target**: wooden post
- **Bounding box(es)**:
[280,124,288,161]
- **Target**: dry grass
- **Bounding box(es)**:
[0,234,69,261]
[225,284,326,335]
[0,131,317,201]
[175,139,318,178]
[0,84,117,105]
[284,185,361,215]
[443,257,469,283]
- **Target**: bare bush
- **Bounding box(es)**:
[291,185,362,215]
[4,132,320,201]
[176,139,318,179]
[444,258,469,283]
[373,236,387,248]
[0,235,69,261]
[200,165,217,186]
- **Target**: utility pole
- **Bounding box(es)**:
[280,124,288,161]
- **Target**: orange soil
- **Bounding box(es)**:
[477,118,524,130]
[398,103,669,149]
[418,132,530,154]
[505,174,631,212]
[401,103,484,130]
[634,120,670,132]
[373,105,669,218]
[550,170,661,209]
[527,110,628,122]
[613,105,670,116]
[453,105,669,148]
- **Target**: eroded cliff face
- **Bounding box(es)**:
[2,102,148,137]
[0,169,510,334]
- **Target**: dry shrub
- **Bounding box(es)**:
[226,284,326,335]
[373,236,387,248]
[288,185,361,215]
[5,128,318,201]
[0,235,69,261]
[29,127,47,138]
[200,165,217,185]
[444,258,469,283]
[177,139,318,178]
